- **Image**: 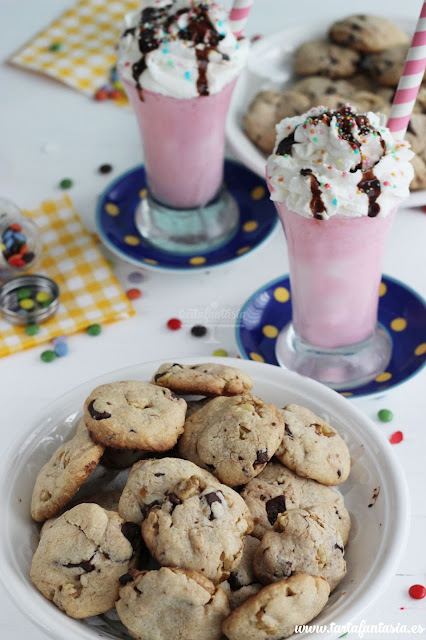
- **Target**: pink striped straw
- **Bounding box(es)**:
[229,0,253,37]
[388,2,426,138]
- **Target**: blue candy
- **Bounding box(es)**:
[13,232,26,243]
[54,342,69,357]
[53,335,68,346]
[5,238,14,249]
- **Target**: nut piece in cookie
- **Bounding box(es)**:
[241,461,350,544]
[243,90,310,154]
[141,476,253,583]
[221,535,262,609]
[151,362,253,396]
[275,404,351,485]
[31,419,105,522]
[222,574,330,640]
[118,457,221,524]
[329,15,408,53]
[253,508,346,592]
[178,395,284,486]
[116,567,230,640]
[84,380,186,451]
[30,503,139,618]
[294,40,361,79]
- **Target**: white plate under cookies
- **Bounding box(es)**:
[0,357,409,640]
[226,17,426,206]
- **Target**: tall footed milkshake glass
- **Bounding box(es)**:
[117,1,249,254]
[266,105,414,390]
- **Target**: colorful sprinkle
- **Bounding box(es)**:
[59,178,73,189]
[389,431,403,444]
[41,350,56,363]
[87,324,102,336]
[213,348,228,357]
[126,288,142,300]
[332,198,338,206]
[184,71,191,80]
[409,584,426,599]
[378,409,393,422]
[191,325,207,337]
[167,318,182,331]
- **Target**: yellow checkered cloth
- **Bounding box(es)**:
[9,0,138,98]
[0,195,135,358]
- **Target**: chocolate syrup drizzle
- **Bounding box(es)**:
[275,106,386,218]
[126,2,227,98]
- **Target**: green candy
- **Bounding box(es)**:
[41,350,56,363]
[378,409,393,422]
[59,178,73,189]
[17,287,32,300]
[25,324,40,336]
[49,42,62,52]
[212,348,228,357]
[87,324,102,336]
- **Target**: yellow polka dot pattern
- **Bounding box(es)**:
[379,282,387,297]
[251,186,266,200]
[105,203,119,216]
[139,189,148,199]
[250,352,265,362]
[375,372,392,383]
[189,256,206,265]
[274,287,290,303]
[143,258,158,265]
[9,0,139,101]
[415,343,426,356]
[243,220,258,232]
[390,317,407,332]
[236,246,250,255]
[262,325,279,338]
[124,235,140,246]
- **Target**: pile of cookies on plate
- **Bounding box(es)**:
[30,362,351,640]
[244,13,426,189]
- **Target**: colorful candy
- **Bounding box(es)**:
[128,271,144,283]
[87,324,102,336]
[167,318,182,330]
[213,348,228,357]
[59,178,73,189]
[99,164,113,174]
[1,223,35,269]
[49,42,62,52]
[409,584,426,599]
[378,409,393,422]
[54,342,69,357]
[25,324,40,336]
[41,350,56,363]
[126,288,142,300]
[389,431,403,444]
[191,325,207,337]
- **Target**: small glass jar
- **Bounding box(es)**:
[0,198,42,278]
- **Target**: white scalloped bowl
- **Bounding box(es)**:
[0,357,409,640]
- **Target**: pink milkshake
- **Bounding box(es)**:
[267,105,414,388]
[117,1,249,253]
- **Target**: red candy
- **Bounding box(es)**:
[409,584,426,599]
[109,89,124,100]
[94,89,109,101]
[8,255,25,267]
[126,288,142,300]
[9,223,22,231]
[167,318,182,331]
[389,431,403,444]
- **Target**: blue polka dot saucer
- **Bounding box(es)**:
[96,160,278,272]
[236,274,426,398]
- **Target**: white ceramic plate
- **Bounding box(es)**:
[0,357,409,640]
[226,18,426,206]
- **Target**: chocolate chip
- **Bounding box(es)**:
[325,86,337,95]
[228,573,243,591]
[64,560,95,572]
[167,493,181,511]
[266,495,287,525]
[204,491,222,521]
[205,464,215,472]
[337,469,342,477]
[140,500,160,517]
[334,543,344,552]
[254,450,269,466]
[88,399,111,420]
[284,424,293,439]
[121,522,141,552]
[154,372,164,382]
[154,472,165,477]
[119,573,134,586]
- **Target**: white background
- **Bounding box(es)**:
[0,1,425,638]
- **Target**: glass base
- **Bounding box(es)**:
[134,186,239,255]
[275,323,393,390]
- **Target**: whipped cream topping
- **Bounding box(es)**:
[117,0,249,99]
[267,105,414,219]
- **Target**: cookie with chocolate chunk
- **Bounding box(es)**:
[178,395,284,486]
[141,475,253,583]
[370,44,408,86]
[83,380,186,451]
[294,40,360,78]
[330,15,408,53]
[292,75,353,100]
[221,535,262,609]
[152,362,253,396]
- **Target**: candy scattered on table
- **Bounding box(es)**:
[409,584,426,599]
[212,348,228,357]
[128,271,144,284]
[378,408,393,422]
[94,89,109,101]
[87,323,102,336]
[40,350,56,363]
[1,222,35,269]
[98,164,113,174]
[25,324,40,336]
[167,318,182,330]
[54,341,69,357]
[191,325,207,337]
[48,42,62,52]
[126,288,142,300]
[389,430,403,444]
[7,285,54,317]
[59,178,73,190]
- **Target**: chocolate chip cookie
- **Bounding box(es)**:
[295,40,361,78]
[253,508,346,592]
[178,395,284,486]
[275,404,351,485]
[221,535,262,609]
[116,567,229,640]
[100,447,148,469]
[31,419,105,522]
[222,574,330,640]
[84,380,186,451]
[142,475,253,583]
[152,362,254,396]
[118,457,221,524]
[241,462,350,544]
[329,15,408,53]
[370,44,408,86]
[30,503,139,618]
[292,76,353,100]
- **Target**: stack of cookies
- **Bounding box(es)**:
[30,362,352,640]
[244,13,426,189]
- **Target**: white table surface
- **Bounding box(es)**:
[1,1,425,638]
